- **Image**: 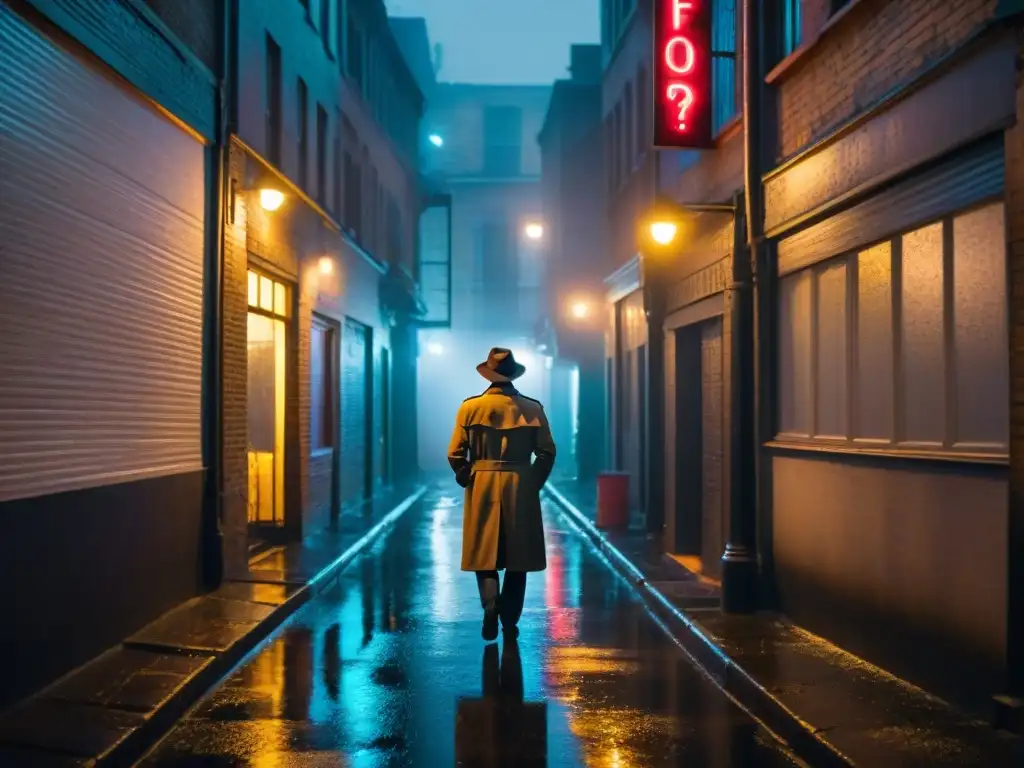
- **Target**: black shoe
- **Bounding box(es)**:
[482,611,499,641]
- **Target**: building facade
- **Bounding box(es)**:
[604,0,1024,721]
[225,0,425,569]
[416,82,553,473]
[0,0,427,710]
[0,0,220,709]
[538,45,608,480]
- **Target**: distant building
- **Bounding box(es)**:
[538,44,607,480]
[416,82,552,472]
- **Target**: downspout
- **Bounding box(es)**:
[719,0,761,612]
[201,0,237,589]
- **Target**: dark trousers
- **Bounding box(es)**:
[474,512,527,626]
[475,570,527,626]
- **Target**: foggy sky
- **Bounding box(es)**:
[386,0,600,85]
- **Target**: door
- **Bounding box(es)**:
[673,325,703,554]
[380,347,391,486]
[247,271,290,527]
[310,316,339,527]
[700,318,725,578]
[341,318,371,508]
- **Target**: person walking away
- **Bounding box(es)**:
[447,348,556,641]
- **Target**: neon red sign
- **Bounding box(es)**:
[653,0,713,149]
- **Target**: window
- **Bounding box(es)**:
[781,0,802,58]
[712,0,739,134]
[344,151,361,236]
[604,115,614,195]
[636,67,648,159]
[316,104,328,203]
[776,202,1009,455]
[612,103,622,189]
[310,318,335,452]
[386,194,402,264]
[320,0,332,54]
[482,105,522,177]
[475,221,515,317]
[367,162,378,251]
[623,83,634,173]
[333,110,342,217]
[266,34,282,166]
[347,15,364,88]
[297,78,308,188]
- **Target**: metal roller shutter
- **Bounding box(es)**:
[341,318,370,507]
[0,6,205,502]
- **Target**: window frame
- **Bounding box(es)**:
[772,200,1009,463]
[310,315,337,454]
[265,34,283,167]
[297,77,309,188]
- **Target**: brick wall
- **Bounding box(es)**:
[222,145,249,579]
[777,0,998,159]
[139,0,218,72]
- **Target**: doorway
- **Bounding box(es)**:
[380,346,391,486]
[671,318,725,579]
[247,269,290,529]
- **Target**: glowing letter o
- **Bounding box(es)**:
[664,36,695,75]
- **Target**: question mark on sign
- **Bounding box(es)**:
[666,84,694,131]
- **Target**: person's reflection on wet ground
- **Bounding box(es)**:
[455,637,547,767]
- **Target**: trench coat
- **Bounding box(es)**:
[447,383,556,572]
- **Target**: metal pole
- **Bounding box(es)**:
[719,0,761,612]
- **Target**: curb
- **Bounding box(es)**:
[103,484,429,768]
[543,485,854,768]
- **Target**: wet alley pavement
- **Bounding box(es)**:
[141,487,802,767]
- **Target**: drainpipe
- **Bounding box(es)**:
[643,154,667,537]
[200,0,237,590]
[719,0,761,613]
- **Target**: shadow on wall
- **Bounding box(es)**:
[417,331,552,473]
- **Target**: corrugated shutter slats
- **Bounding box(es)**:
[0,7,205,502]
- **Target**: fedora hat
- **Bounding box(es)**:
[476,347,526,383]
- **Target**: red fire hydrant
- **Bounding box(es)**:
[595,471,630,530]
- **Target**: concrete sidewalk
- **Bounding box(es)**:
[0,484,427,768]
[545,480,1024,768]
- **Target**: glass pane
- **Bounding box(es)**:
[854,243,894,441]
[953,203,1008,448]
[247,270,259,307]
[248,312,283,524]
[900,222,945,445]
[259,276,275,312]
[274,318,287,520]
[778,271,813,435]
[815,260,848,438]
[274,281,288,317]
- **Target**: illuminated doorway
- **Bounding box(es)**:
[247,269,289,527]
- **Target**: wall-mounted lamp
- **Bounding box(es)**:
[428,133,444,147]
[570,301,591,319]
[318,256,333,275]
[259,187,286,212]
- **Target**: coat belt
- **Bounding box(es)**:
[471,459,531,473]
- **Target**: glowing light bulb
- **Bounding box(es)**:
[649,221,678,245]
[319,256,333,275]
[427,342,444,356]
[570,302,590,319]
[524,222,544,240]
[259,188,285,211]
[428,134,444,147]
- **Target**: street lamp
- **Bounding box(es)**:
[570,300,591,319]
[524,221,544,241]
